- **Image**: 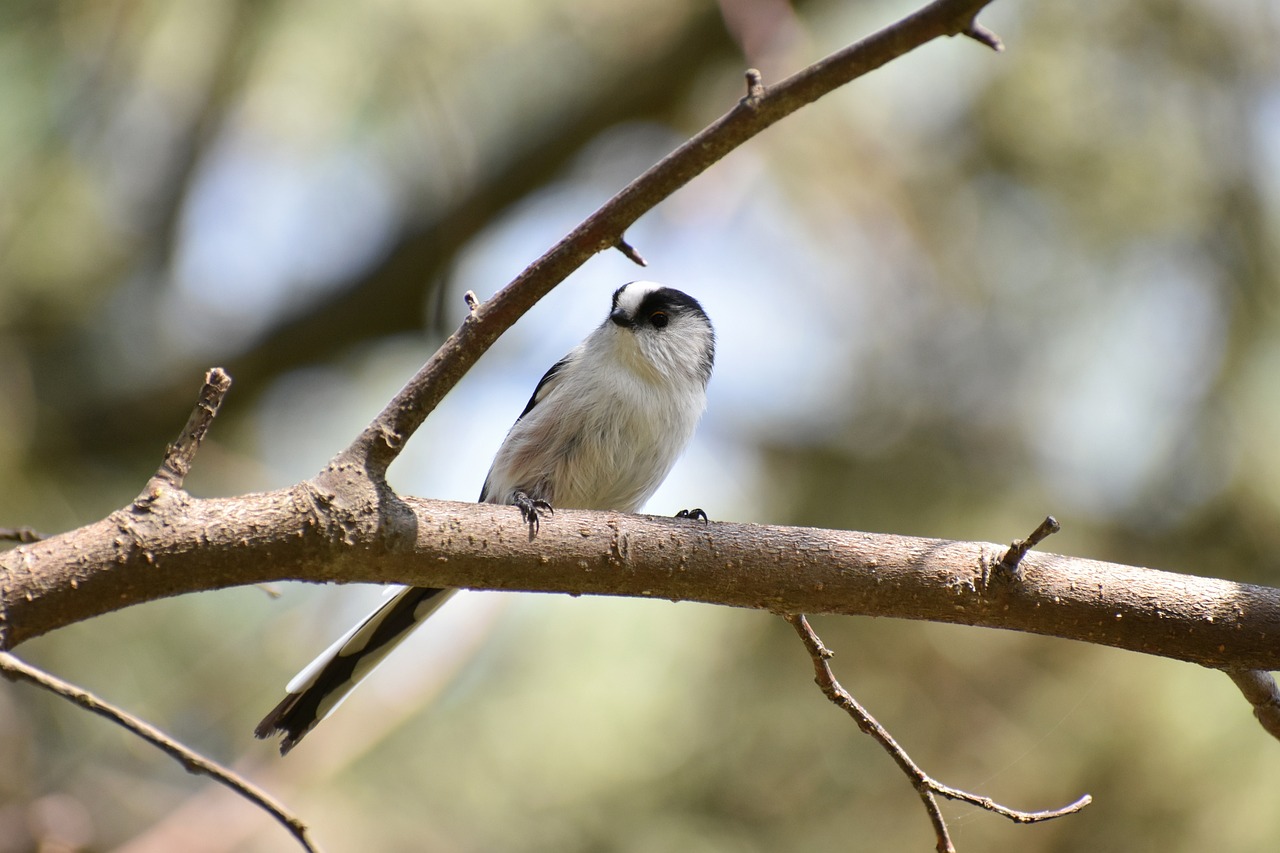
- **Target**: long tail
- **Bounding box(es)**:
[254,586,457,754]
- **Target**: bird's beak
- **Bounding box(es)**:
[609,308,631,328]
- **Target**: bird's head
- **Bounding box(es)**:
[604,281,715,387]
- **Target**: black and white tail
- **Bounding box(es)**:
[254,586,457,754]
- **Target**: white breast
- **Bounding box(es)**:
[482,330,708,513]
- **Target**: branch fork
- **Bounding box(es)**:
[786,614,1090,853]
[29,3,1275,852]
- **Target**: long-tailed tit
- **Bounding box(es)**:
[255,281,715,753]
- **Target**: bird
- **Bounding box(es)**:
[255,281,715,754]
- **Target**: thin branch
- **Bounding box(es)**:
[928,781,1093,824]
[743,68,765,104]
[342,0,1002,477]
[785,614,953,848]
[1225,669,1280,741]
[145,367,232,493]
[997,515,1061,576]
[0,527,47,544]
[613,237,648,266]
[962,21,1004,50]
[0,652,321,853]
[47,2,754,466]
[784,615,1090,852]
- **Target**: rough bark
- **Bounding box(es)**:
[5,485,1278,671]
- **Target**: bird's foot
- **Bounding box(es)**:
[514,491,554,534]
[675,508,708,524]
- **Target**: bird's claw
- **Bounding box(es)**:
[675,508,709,524]
[514,491,554,534]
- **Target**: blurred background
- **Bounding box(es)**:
[2,0,1279,850]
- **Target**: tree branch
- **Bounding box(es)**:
[341,0,1003,477]
[785,615,1090,853]
[6,491,1280,675]
[997,515,1061,576]
[1226,669,1280,741]
[8,1,1261,847]
[44,0,758,465]
[0,527,47,544]
[4,0,1013,652]
[0,652,321,853]
[144,367,232,494]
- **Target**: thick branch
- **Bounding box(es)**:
[5,491,1280,672]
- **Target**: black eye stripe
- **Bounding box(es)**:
[635,288,708,322]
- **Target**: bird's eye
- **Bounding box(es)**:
[649,311,669,328]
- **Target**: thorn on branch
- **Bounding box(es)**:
[0,652,321,853]
[613,237,647,267]
[464,290,481,313]
[962,21,1004,52]
[146,368,233,495]
[784,613,1089,852]
[1225,669,1280,743]
[742,68,765,106]
[998,516,1061,578]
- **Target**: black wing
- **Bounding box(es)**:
[479,354,572,502]
[515,354,571,421]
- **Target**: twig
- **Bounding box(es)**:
[0,652,321,853]
[145,367,233,493]
[784,614,1090,853]
[743,68,765,104]
[613,237,647,266]
[962,22,1004,50]
[341,0,1003,477]
[1225,669,1280,743]
[0,527,47,543]
[997,515,1061,576]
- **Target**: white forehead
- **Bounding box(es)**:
[613,280,665,315]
